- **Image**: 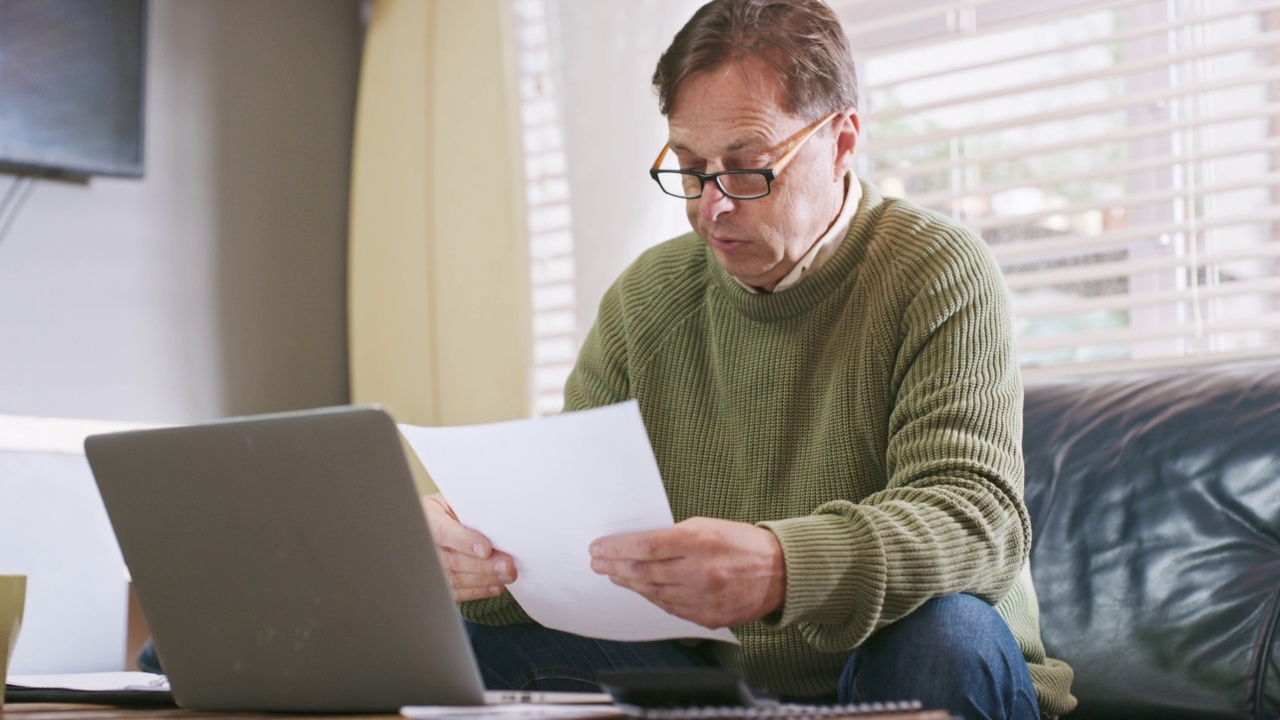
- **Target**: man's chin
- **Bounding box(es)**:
[711,256,777,291]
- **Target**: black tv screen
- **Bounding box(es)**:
[0,0,147,179]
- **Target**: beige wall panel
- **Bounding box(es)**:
[348,0,438,426]
[349,0,532,494]
[429,1,532,427]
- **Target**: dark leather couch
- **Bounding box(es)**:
[133,364,1278,716]
[1023,363,1280,719]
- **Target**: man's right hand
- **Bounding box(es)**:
[421,492,517,601]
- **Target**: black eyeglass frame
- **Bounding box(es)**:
[648,111,838,201]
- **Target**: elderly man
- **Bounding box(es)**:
[422,1,1075,718]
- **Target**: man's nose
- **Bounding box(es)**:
[698,179,735,223]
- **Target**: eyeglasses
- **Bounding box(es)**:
[649,111,838,201]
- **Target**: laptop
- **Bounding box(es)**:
[84,405,606,712]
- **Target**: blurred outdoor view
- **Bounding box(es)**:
[849,0,1280,375]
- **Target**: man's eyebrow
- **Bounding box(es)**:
[668,137,768,156]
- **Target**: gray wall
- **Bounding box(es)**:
[0,0,361,423]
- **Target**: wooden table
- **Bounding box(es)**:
[0,704,952,720]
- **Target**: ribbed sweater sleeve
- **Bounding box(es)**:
[756,219,1029,644]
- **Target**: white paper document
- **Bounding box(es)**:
[398,401,736,644]
[6,671,169,692]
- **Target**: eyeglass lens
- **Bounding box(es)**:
[656,171,769,199]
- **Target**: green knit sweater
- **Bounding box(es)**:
[461,181,1076,717]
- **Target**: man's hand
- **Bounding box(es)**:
[589,517,786,629]
[421,493,516,601]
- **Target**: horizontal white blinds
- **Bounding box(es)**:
[846,0,1280,377]
[516,0,578,415]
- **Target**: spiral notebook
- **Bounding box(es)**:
[403,668,948,720]
[399,702,950,720]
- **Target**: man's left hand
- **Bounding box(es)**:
[589,517,785,629]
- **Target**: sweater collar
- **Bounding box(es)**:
[709,179,886,321]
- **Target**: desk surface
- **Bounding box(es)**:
[0,706,952,720]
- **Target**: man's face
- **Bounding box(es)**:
[666,55,855,291]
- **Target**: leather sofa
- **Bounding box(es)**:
[131,364,1278,716]
[1023,363,1280,719]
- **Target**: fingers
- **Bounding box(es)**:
[444,548,517,601]
[422,493,493,556]
[589,518,787,628]
[590,554,683,586]
[444,548,517,583]
[421,493,517,601]
[588,524,702,589]
[440,548,517,601]
[600,566,718,628]
[589,526,689,562]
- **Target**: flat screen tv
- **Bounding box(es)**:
[0,0,147,180]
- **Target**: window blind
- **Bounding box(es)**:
[514,0,578,414]
[843,0,1280,377]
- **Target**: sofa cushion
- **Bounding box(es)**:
[1023,364,1280,719]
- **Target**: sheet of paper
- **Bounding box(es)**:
[398,401,736,644]
[6,671,169,691]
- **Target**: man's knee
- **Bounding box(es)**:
[839,594,1038,720]
[865,593,1013,662]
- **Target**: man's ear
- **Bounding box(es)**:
[833,108,860,180]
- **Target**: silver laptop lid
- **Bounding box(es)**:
[85,405,486,712]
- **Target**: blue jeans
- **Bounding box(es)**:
[466,594,1040,720]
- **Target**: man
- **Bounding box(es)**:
[423,1,1075,718]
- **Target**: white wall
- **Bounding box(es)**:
[0,0,361,424]
[0,443,129,673]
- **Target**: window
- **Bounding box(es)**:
[514,0,579,414]
[845,0,1280,377]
